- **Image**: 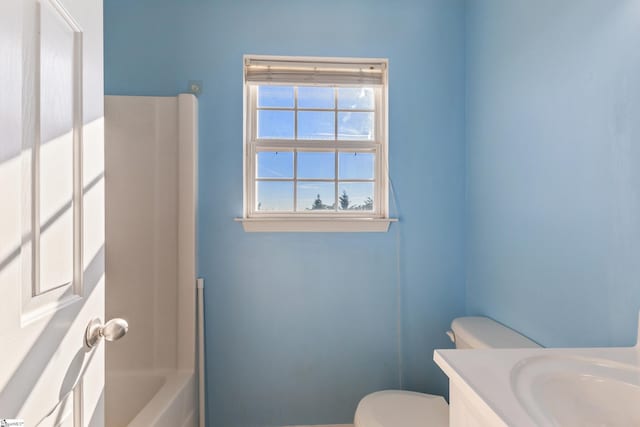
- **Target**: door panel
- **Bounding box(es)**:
[38,0,78,295]
[0,0,105,425]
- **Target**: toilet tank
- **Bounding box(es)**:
[450,317,540,349]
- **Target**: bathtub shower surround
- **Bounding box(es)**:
[105,94,198,427]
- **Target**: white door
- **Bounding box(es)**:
[0,0,105,425]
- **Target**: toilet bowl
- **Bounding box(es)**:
[354,317,540,427]
[355,390,449,427]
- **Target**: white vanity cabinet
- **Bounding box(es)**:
[434,344,640,427]
[448,381,507,427]
[435,348,537,426]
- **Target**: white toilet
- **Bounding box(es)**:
[354,317,540,427]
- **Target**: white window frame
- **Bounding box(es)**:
[238,55,395,232]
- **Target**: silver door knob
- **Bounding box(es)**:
[85,318,129,349]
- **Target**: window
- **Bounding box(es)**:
[240,55,394,232]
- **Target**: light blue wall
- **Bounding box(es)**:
[466,0,640,347]
[105,0,640,423]
[105,1,466,426]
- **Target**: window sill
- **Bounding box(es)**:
[235,217,398,233]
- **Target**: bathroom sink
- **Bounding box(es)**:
[510,354,640,426]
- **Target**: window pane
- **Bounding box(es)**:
[257,181,293,211]
[257,151,293,178]
[298,111,335,140]
[297,182,335,211]
[338,182,374,211]
[338,87,374,110]
[298,86,334,109]
[297,151,335,179]
[258,86,294,108]
[258,110,294,139]
[339,152,374,180]
[338,112,374,140]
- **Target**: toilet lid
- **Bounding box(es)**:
[354,390,449,427]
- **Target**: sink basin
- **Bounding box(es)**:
[511,355,640,426]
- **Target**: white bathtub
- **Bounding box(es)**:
[106,370,196,427]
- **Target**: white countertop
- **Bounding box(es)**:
[434,346,640,426]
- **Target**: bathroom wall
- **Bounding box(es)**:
[466,0,640,347]
[104,0,466,426]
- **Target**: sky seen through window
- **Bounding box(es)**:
[255,85,376,212]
